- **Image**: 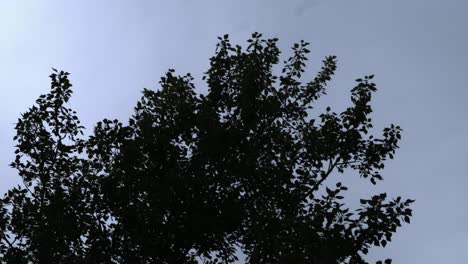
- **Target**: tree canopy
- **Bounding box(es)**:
[0,33,413,263]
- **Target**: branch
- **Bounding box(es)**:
[306,157,339,198]
[336,159,360,166]
[21,177,35,198]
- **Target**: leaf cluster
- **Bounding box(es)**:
[0,34,413,264]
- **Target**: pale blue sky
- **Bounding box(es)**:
[1,0,467,262]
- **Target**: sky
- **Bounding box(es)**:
[1,0,467,262]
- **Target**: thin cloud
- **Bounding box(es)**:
[294,0,320,16]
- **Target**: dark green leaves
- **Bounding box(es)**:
[376,259,392,264]
[0,34,413,264]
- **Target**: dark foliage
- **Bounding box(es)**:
[0,33,413,263]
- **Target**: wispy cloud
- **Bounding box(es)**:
[294,0,320,16]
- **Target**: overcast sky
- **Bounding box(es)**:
[1,0,467,262]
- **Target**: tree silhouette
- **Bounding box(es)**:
[0,33,413,263]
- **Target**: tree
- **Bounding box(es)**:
[0,33,413,263]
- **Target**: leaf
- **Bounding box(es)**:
[404,216,411,223]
